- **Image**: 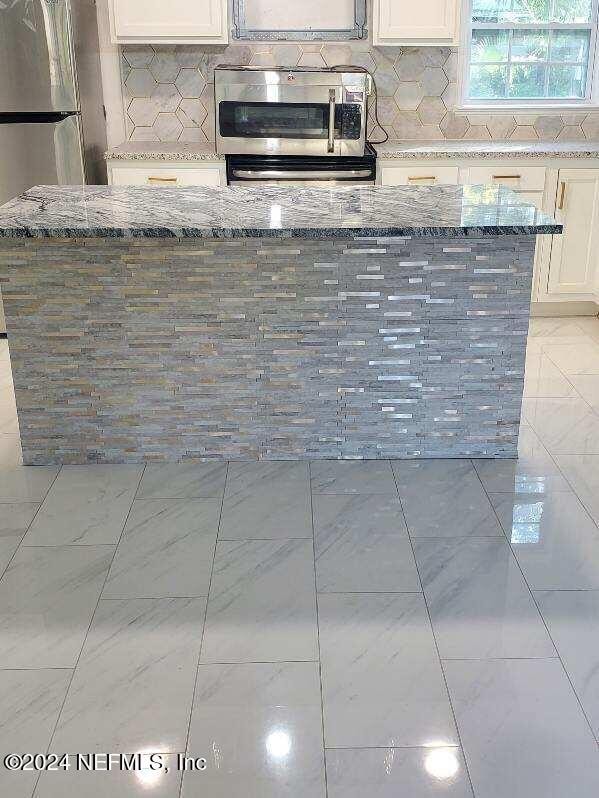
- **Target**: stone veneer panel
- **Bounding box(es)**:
[120,43,599,144]
[1,235,534,464]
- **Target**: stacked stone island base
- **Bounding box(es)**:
[0,184,560,464]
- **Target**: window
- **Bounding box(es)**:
[463,0,599,103]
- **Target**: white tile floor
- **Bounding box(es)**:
[0,316,599,797]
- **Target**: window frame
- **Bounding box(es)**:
[459,0,599,109]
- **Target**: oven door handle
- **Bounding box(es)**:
[328,88,336,154]
[231,169,373,180]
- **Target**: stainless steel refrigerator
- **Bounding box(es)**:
[0,0,107,333]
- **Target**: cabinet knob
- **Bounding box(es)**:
[147,176,178,183]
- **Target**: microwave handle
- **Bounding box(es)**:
[328,89,335,154]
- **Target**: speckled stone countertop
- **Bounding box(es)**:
[375,140,599,159]
[0,183,561,239]
[105,142,224,162]
[105,140,599,162]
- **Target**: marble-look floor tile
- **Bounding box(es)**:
[473,425,570,494]
[0,669,72,798]
[183,662,325,798]
[326,747,473,798]
[522,397,599,455]
[570,374,599,411]
[313,494,420,592]
[103,499,219,598]
[0,464,58,501]
[491,491,599,589]
[23,465,142,545]
[543,341,599,375]
[0,545,113,667]
[536,590,599,739]
[201,539,318,663]
[310,460,397,494]
[0,502,39,575]
[137,462,227,499]
[573,316,599,344]
[318,592,457,748]
[393,460,502,538]
[220,462,312,540]
[50,597,206,753]
[35,753,183,798]
[413,538,555,659]
[554,454,599,524]
[445,658,599,798]
[523,352,575,398]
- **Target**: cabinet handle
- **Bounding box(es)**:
[492,174,522,180]
[557,181,566,210]
[147,176,178,183]
[408,175,437,182]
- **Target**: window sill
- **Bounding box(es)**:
[456,103,599,115]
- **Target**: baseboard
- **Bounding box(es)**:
[531,301,599,317]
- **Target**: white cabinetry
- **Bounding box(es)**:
[108,0,228,44]
[547,169,599,298]
[379,165,459,185]
[373,0,460,45]
[107,161,226,187]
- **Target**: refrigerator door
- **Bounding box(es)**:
[0,0,78,113]
[0,115,84,206]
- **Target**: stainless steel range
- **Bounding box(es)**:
[214,65,376,186]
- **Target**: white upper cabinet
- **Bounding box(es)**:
[108,0,228,44]
[372,0,459,44]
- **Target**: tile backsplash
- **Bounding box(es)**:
[120,42,599,143]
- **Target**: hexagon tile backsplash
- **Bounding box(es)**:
[120,43,599,143]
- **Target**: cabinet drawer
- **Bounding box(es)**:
[380,166,459,186]
[109,166,224,187]
[467,166,546,192]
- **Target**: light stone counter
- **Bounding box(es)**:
[0,183,561,464]
[105,140,599,163]
[375,140,599,160]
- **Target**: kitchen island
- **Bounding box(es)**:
[0,183,560,464]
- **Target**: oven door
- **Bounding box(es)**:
[215,85,365,157]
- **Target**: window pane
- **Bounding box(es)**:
[471,29,510,62]
[470,64,509,97]
[552,0,592,23]
[508,63,547,96]
[548,64,587,96]
[511,30,549,61]
[471,0,512,22]
[550,30,590,62]
[504,0,550,23]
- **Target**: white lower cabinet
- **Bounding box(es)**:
[107,163,226,187]
[379,165,459,186]
[547,169,599,298]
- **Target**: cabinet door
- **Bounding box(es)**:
[109,0,227,43]
[548,169,599,296]
[373,0,458,43]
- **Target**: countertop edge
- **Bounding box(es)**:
[0,224,563,240]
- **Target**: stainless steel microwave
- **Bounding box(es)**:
[214,66,370,158]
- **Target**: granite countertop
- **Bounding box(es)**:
[105,142,224,162]
[375,140,599,160]
[105,140,599,162]
[0,184,561,240]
